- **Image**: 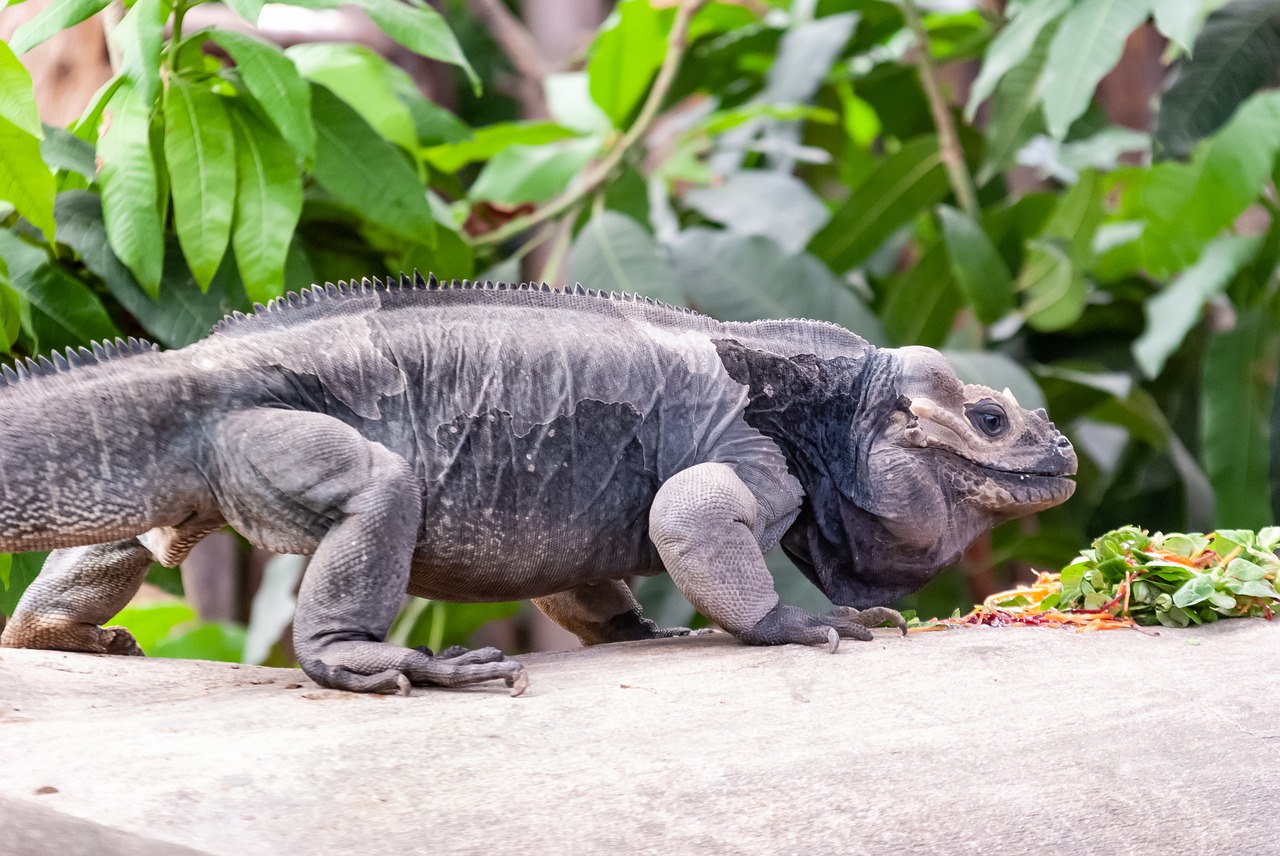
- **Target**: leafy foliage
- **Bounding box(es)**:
[2,0,1280,659]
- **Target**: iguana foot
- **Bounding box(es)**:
[0,616,144,656]
[738,604,907,650]
[301,642,528,697]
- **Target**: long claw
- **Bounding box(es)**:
[826,626,839,654]
[396,673,411,696]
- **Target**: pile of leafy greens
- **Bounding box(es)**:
[1051,526,1280,628]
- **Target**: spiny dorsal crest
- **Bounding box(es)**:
[210,271,699,337]
[0,336,158,389]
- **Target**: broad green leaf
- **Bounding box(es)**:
[165,78,236,289]
[683,171,829,254]
[0,116,55,242]
[966,0,1069,119]
[937,205,1013,324]
[1155,0,1280,159]
[286,43,413,153]
[1017,240,1083,332]
[1202,309,1280,529]
[111,0,165,103]
[1172,574,1216,608]
[809,136,948,271]
[545,72,612,135]
[351,0,478,93]
[70,75,126,142]
[310,84,434,244]
[1152,0,1207,51]
[468,138,599,206]
[587,0,669,127]
[154,621,246,662]
[40,123,95,177]
[1040,168,1103,267]
[107,602,197,653]
[220,0,265,25]
[0,229,121,349]
[567,211,684,305]
[671,228,887,344]
[423,122,578,173]
[228,104,302,305]
[0,552,9,591]
[0,40,42,136]
[977,18,1056,183]
[212,31,315,162]
[8,0,111,54]
[1041,0,1152,138]
[98,81,163,294]
[0,257,18,350]
[878,240,961,348]
[1116,90,1280,276]
[1133,234,1260,379]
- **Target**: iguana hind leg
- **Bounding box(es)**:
[214,409,526,696]
[0,539,154,655]
[649,463,905,649]
[533,580,700,646]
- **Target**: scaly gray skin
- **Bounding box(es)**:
[0,274,1077,695]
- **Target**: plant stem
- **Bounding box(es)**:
[470,0,705,249]
[168,0,188,72]
[901,0,980,220]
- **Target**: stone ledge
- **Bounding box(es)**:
[2,620,1277,855]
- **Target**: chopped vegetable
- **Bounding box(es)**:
[909,525,1280,633]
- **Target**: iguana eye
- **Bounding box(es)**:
[966,403,1008,438]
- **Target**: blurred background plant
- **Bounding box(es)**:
[2,0,1278,661]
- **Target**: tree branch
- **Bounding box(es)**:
[468,0,551,117]
[470,0,705,249]
[901,0,980,220]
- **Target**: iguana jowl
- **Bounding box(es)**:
[0,274,1076,694]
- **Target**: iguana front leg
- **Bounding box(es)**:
[214,409,526,696]
[1,539,153,655]
[533,580,700,645]
[649,463,906,648]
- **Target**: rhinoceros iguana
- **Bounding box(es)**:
[0,274,1076,695]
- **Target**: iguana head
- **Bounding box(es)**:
[775,346,1076,608]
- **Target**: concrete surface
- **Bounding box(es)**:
[1,620,1277,856]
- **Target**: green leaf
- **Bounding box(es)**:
[351,0,479,94]
[468,138,599,206]
[0,258,19,351]
[40,123,95,177]
[1202,309,1280,529]
[70,75,126,142]
[1040,0,1152,138]
[310,83,434,244]
[683,172,829,254]
[220,0,264,25]
[107,602,197,653]
[587,0,669,127]
[936,205,1013,324]
[809,135,949,271]
[1152,0,1206,52]
[154,621,247,662]
[97,81,163,294]
[1132,234,1260,379]
[8,0,111,54]
[0,553,9,591]
[877,240,961,348]
[1040,168,1104,267]
[1226,578,1280,598]
[1115,90,1280,276]
[111,0,165,103]
[671,228,887,344]
[211,31,315,162]
[423,122,578,173]
[976,17,1056,183]
[164,78,236,290]
[0,40,43,136]
[965,0,1069,119]
[1017,239,1083,332]
[228,104,302,305]
[1155,0,1280,160]
[1226,557,1268,581]
[0,229,121,349]
[286,42,413,153]
[0,116,56,242]
[566,211,685,305]
[1172,574,1216,608]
